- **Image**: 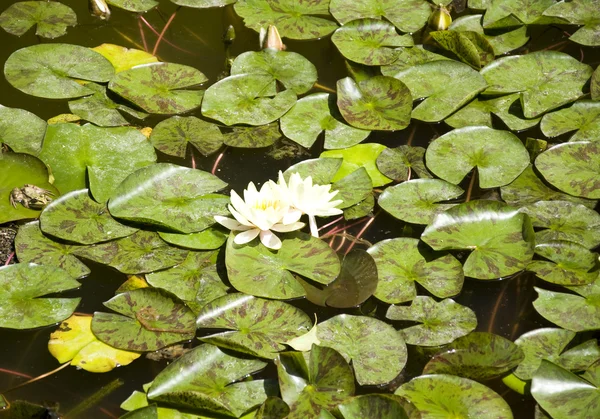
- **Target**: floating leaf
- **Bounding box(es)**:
[147,343,270,416]
[108,163,228,234]
[48,314,140,372]
[4,44,114,99]
[283,157,342,185]
[387,297,477,346]
[482,0,557,28]
[528,241,598,285]
[380,45,451,76]
[255,397,290,419]
[92,288,196,352]
[425,126,530,188]
[0,263,80,329]
[171,0,236,7]
[0,1,76,38]
[158,227,228,251]
[344,192,374,220]
[332,168,373,209]
[421,200,535,280]
[367,237,464,303]
[224,122,282,148]
[331,18,413,66]
[121,405,158,419]
[378,179,464,225]
[481,51,592,118]
[533,287,600,332]
[541,101,600,142]
[321,143,392,187]
[430,30,494,69]
[336,76,412,131]
[338,395,409,419]
[450,14,529,55]
[92,43,158,73]
[149,116,223,158]
[375,145,432,181]
[592,65,600,101]
[197,293,312,358]
[392,60,487,122]
[543,0,600,46]
[106,0,158,13]
[109,63,206,114]
[423,332,524,380]
[0,105,46,155]
[39,123,157,203]
[280,93,370,149]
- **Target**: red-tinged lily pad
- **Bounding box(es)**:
[533,286,600,332]
[367,237,464,304]
[92,288,196,352]
[387,297,477,347]
[0,1,76,39]
[0,263,80,330]
[375,145,432,181]
[541,101,600,143]
[197,293,312,358]
[0,105,46,155]
[543,0,600,46]
[395,374,513,418]
[108,163,228,234]
[528,241,598,285]
[147,343,270,416]
[4,44,114,99]
[421,200,535,280]
[108,62,206,114]
[149,116,223,158]
[338,394,409,419]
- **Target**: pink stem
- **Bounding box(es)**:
[138,16,195,55]
[318,216,344,232]
[211,147,228,175]
[137,18,148,52]
[153,10,178,56]
[321,218,367,238]
[335,235,347,252]
[4,252,14,266]
[0,367,32,379]
[345,212,378,255]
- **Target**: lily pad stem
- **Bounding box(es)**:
[137,18,148,52]
[0,362,70,394]
[211,146,229,175]
[465,168,477,202]
[138,15,194,55]
[153,8,181,56]
[321,217,368,238]
[4,252,14,266]
[318,215,344,232]
[406,124,416,146]
[345,211,379,255]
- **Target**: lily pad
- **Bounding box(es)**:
[149,116,223,158]
[378,179,464,225]
[533,287,600,332]
[480,51,592,118]
[535,142,600,199]
[320,143,392,187]
[38,123,157,203]
[233,0,338,40]
[0,106,46,155]
[481,0,557,28]
[91,43,158,73]
[108,62,206,114]
[107,0,158,12]
[92,288,196,352]
[543,0,600,46]
[592,65,600,101]
[336,76,412,131]
[423,332,524,380]
[280,93,370,149]
[331,19,413,66]
[0,1,76,38]
[338,395,409,419]
[430,30,494,69]
[375,145,432,181]
[421,200,535,280]
[158,227,228,250]
[255,397,291,419]
[224,122,282,148]
[425,126,530,188]
[0,263,80,330]
[387,296,477,347]
[396,374,513,418]
[202,74,296,126]
[541,101,600,142]
[367,237,464,303]
[380,45,451,77]
[171,0,236,7]
[450,14,529,55]
[316,314,407,385]
[108,163,228,234]
[392,60,487,122]
[147,343,270,416]
[48,314,140,372]
[283,157,342,185]
[197,293,312,358]
[528,241,598,285]
[4,44,114,99]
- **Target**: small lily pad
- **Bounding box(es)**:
[450,14,529,55]
[91,43,158,73]
[430,30,494,69]
[150,116,223,157]
[533,287,600,332]
[375,145,432,181]
[320,143,392,187]
[0,263,80,330]
[0,1,76,38]
[541,101,600,142]
[0,105,46,155]
[543,0,600,46]
[528,241,598,285]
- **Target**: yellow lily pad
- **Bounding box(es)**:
[92,43,158,73]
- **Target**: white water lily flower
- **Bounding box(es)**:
[214,180,304,250]
[278,171,343,238]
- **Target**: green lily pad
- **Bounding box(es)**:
[541,100,600,142]
[0,105,46,155]
[329,0,431,34]
[0,1,76,38]
[421,200,535,280]
[0,263,80,329]
[277,345,355,419]
[426,126,530,188]
[592,65,600,101]
[423,332,524,380]
[380,45,451,77]
[533,287,600,332]
[430,30,494,69]
[387,296,477,347]
[158,227,228,250]
[0,153,58,224]
[224,122,282,148]
[481,51,592,118]
[283,157,342,185]
[107,0,158,12]
[15,221,90,279]
[108,163,228,234]
[202,74,296,126]
[543,0,600,46]
[336,76,412,131]
[40,189,137,245]
[316,314,407,385]
[108,62,206,114]
[150,116,223,158]
[255,397,290,419]
[535,142,600,199]
[338,395,409,419]
[38,123,157,203]
[226,232,340,300]
[519,200,600,249]
[147,343,270,416]
[378,179,464,225]
[92,288,196,352]
[344,193,374,220]
[231,49,317,95]
[367,237,464,303]
[331,18,413,66]
[121,405,158,419]
[233,0,338,40]
[450,14,529,55]
[92,43,158,73]
[331,168,373,210]
[197,293,312,358]
[396,374,513,418]
[68,83,148,127]
[392,60,487,122]
[280,93,370,149]
[171,0,236,7]
[4,44,114,99]
[321,143,392,187]
[375,145,432,181]
[532,360,600,419]
[528,241,598,285]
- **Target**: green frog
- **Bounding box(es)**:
[9,185,54,210]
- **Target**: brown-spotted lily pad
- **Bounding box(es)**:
[0,1,76,39]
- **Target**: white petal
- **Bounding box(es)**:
[234,228,260,244]
[308,215,319,238]
[282,208,303,224]
[260,230,282,250]
[229,205,254,227]
[214,215,250,231]
[271,221,305,232]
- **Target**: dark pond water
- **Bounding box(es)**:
[1,1,599,417]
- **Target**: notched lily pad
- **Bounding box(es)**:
[338,395,409,419]
[150,116,223,157]
[541,100,600,142]
[543,0,600,46]
[533,286,600,332]
[481,0,558,28]
[528,240,598,285]
[0,1,76,38]
[375,145,432,181]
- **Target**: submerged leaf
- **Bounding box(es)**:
[224,122,282,148]
[0,1,76,38]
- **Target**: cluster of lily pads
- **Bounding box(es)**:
[1,0,600,418]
